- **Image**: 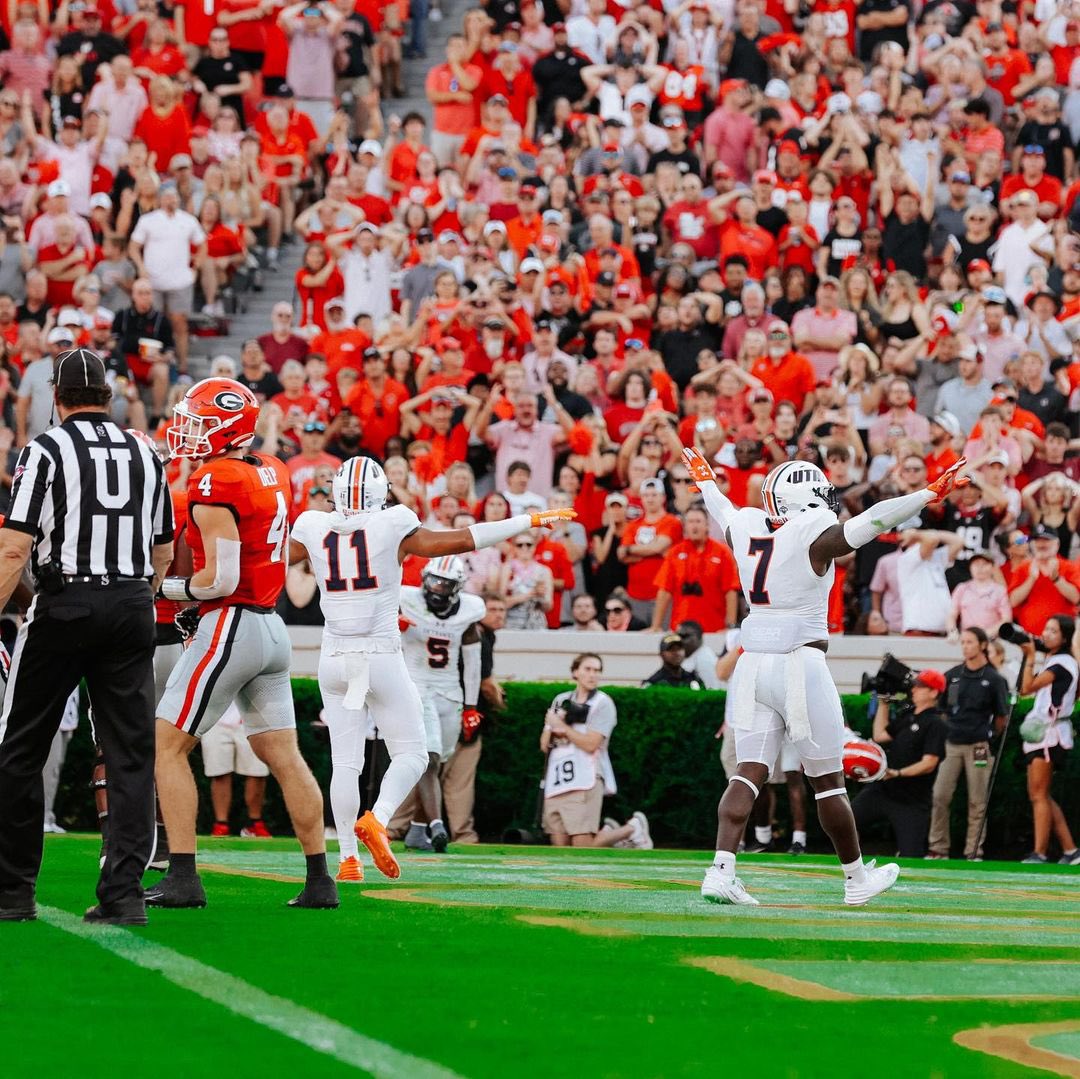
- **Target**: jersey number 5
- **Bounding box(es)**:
[427,637,450,668]
[747,536,774,605]
[323,530,379,593]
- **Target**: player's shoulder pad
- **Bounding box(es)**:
[460,591,486,624]
[189,456,246,500]
[792,505,839,544]
[386,502,422,536]
[291,509,320,543]
[733,506,766,531]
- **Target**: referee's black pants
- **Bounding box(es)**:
[0,579,157,908]
[851,783,932,858]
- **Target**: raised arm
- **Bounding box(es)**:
[808,458,970,573]
[682,445,739,533]
[399,509,575,561]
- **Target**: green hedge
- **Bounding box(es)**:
[52,681,1080,856]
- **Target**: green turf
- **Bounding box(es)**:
[6,837,1080,1078]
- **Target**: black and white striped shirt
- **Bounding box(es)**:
[3,413,172,580]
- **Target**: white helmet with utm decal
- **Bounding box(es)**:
[333,456,389,515]
[760,460,840,523]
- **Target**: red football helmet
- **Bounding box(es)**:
[843,738,888,783]
[167,377,259,460]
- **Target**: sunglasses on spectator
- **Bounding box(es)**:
[605,605,626,614]
[514,540,535,549]
[641,438,661,447]
[901,464,925,472]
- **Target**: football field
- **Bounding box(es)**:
[7,838,1080,1078]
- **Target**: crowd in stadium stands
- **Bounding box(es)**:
[4,0,1080,654]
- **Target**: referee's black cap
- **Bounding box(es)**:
[52,348,108,389]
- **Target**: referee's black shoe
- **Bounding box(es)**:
[0,888,36,921]
[287,877,340,909]
[145,873,207,908]
[84,900,148,926]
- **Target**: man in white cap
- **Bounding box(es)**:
[27,180,94,252]
[16,328,73,444]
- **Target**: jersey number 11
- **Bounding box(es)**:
[323,531,379,592]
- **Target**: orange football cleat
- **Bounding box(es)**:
[336,855,364,883]
[354,811,401,880]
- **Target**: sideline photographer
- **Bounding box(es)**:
[928,627,1010,860]
[540,654,650,849]
[852,671,947,857]
[1016,615,1080,865]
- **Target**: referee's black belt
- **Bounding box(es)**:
[62,574,149,586]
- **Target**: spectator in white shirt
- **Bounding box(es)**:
[567,0,617,64]
[129,182,207,372]
[24,107,108,217]
[329,221,392,326]
[897,530,967,635]
[992,189,1054,309]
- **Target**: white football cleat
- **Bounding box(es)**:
[843,859,900,906]
[702,867,759,905]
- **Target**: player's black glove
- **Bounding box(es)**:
[175,606,201,642]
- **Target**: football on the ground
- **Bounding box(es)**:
[843,739,887,782]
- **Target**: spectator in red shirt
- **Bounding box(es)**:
[257,301,310,373]
[133,76,191,177]
[650,505,740,631]
[719,437,770,507]
[343,346,411,457]
[286,420,341,508]
[271,358,321,446]
[749,323,816,414]
[617,477,683,624]
[662,173,717,260]
[1006,524,1080,635]
[718,192,777,281]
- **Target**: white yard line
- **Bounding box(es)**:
[40,906,466,1079]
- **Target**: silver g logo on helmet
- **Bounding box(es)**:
[212,390,246,411]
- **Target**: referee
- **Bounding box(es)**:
[0,349,173,926]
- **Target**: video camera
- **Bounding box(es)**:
[998,622,1046,651]
[861,653,916,697]
[559,699,591,724]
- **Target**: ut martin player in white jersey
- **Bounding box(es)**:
[400,558,484,852]
[683,446,969,906]
[290,456,574,882]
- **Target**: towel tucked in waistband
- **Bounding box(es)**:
[730,648,813,744]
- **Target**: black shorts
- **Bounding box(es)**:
[1025,745,1069,769]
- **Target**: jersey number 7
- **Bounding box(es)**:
[747,536,774,605]
[323,530,379,593]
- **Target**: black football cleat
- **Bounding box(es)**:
[788,841,806,856]
[287,877,340,909]
[0,890,36,921]
[744,838,771,854]
[429,821,449,853]
[144,872,207,908]
[84,901,148,926]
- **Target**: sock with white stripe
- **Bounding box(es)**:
[793,830,807,846]
[329,765,361,860]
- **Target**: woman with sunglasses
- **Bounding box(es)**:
[499,530,554,629]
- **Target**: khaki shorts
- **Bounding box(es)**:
[543,780,604,837]
[201,719,270,778]
[153,285,194,316]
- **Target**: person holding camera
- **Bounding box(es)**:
[541,653,650,848]
[927,627,1010,861]
[852,671,948,857]
[1017,615,1080,865]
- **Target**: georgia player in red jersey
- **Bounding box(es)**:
[148,377,338,910]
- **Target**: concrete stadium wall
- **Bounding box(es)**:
[286,628,961,694]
